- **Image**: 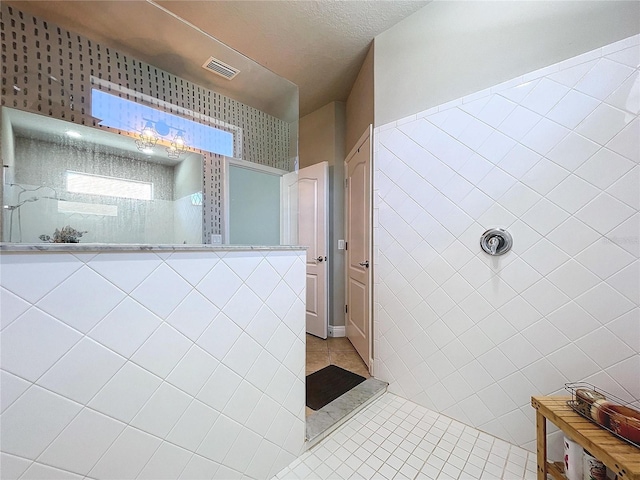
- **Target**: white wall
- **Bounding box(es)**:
[374,1,640,126]
[373,36,639,455]
[173,153,204,244]
[0,248,306,479]
[0,108,16,241]
[174,195,204,244]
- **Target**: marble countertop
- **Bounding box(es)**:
[0,243,307,253]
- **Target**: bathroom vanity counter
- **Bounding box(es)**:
[0,243,306,252]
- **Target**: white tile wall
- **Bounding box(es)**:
[374,35,640,453]
[0,249,306,480]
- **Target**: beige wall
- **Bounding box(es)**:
[299,102,337,169]
[374,0,640,125]
[346,43,374,154]
[330,103,346,330]
[299,101,347,329]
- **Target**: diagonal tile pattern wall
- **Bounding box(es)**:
[0,249,306,480]
[373,35,639,453]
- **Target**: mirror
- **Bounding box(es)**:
[1,107,203,244]
[1,2,300,246]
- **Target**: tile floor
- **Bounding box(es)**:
[306,335,371,417]
[306,335,370,378]
[279,393,536,480]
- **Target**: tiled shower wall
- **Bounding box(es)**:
[0,4,293,239]
[11,137,176,244]
[0,249,306,479]
[373,35,639,452]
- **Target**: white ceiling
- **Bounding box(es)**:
[8,0,430,119]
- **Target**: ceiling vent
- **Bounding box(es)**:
[201,57,240,80]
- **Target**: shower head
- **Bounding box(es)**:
[3,197,38,210]
[11,184,62,205]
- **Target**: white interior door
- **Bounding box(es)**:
[299,162,328,339]
[345,127,372,369]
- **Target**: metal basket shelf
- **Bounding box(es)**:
[565,382,640,449]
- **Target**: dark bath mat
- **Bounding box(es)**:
[306,365,366,411]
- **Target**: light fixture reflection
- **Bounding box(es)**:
[135,120,159,151]
[92,89,235,157]
[167,131,187,159]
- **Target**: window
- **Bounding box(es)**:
[91,89,235,157]
[66,171,153,200]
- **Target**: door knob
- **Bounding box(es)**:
[316,256,325,262]
[359,260,369,268]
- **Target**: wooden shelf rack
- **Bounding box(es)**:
[531,396,640,480]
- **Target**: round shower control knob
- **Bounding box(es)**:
[480,228,513,256]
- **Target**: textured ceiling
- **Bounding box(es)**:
[7,0,430,119]
[156,1,431,116]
